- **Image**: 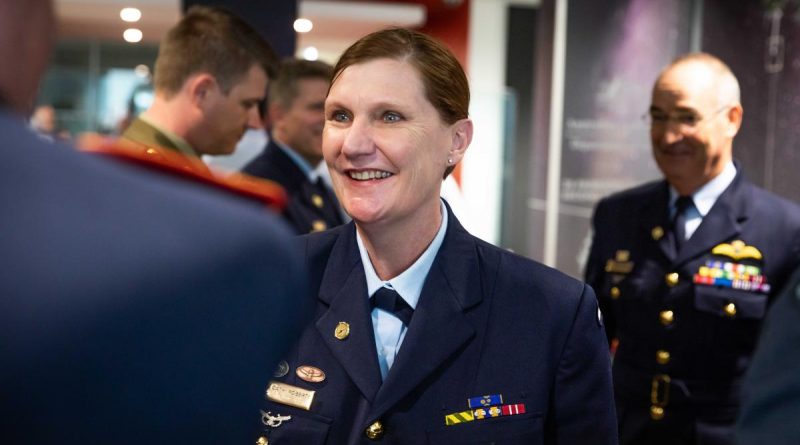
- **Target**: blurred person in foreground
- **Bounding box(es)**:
[84,5,286,210]
[30,104,69,141]
[256,28,616,445]
[736,265,800,445]
[0,1,309,443]
[585,53,800,444]
[243,58,345,234]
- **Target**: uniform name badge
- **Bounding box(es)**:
[266,381,315,411]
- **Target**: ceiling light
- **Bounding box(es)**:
[120,7,142,23]
[294,18,313,33]
[302,46,319,61]
[123,28,143,43]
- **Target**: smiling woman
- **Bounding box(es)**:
[258,28,618,445]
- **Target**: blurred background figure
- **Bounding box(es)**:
[83,5,286,211]
[737,265,800,445]
[120,6,275,168]
[0,1,309,443]
[31,104,71,141]
[243,58,345,234]
[586,53,800,445]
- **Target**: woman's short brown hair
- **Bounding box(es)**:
[332,28,469,177]
[332,28,469,125]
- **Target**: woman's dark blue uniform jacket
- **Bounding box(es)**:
[259,202,618,444]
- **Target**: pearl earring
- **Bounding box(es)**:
[447,158,453,164]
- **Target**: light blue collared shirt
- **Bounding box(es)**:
[669,161,736,240]
[356,200,449,379]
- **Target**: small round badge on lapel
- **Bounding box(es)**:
[296,365,326,383]
[651,226,664,241]
[273,360,289,378]
[334,321,350,340]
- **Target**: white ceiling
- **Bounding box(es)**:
[54,0,427,63]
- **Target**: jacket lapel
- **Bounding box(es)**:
[315,225,383,402]
[370,207,480,419]
[675,172,746,265]
[639,182,675,261]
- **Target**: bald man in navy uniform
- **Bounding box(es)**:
[0,2,309,444]
[586,53,800,445]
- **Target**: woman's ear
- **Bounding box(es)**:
[448,118,473,165]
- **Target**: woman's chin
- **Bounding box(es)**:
[345,201,387,227]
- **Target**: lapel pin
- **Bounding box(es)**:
[652,226,664,241]
[273,360,289,378]
[296,365,326,383]
[334,321,350,340]
[260,410,292,428]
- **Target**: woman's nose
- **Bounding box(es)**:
[341,119,375,157]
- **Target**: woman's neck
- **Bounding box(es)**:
[357,201,443,281]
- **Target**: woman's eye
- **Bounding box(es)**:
[331,110,350,122]
[383,112,402,123]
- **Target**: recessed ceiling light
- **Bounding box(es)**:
[120,7,142,23]
[294,18,313,33]
[123,28,143,43]
[302,46,319,61]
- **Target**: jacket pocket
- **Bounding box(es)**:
[694,285,768,319]
[426,412,543,445]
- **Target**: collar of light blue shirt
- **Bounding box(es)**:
[669,160,736,217]
[357,199,449,310]
[272,137,320,182]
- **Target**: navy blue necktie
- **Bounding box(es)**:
[370,287,414,326]
[672,196,694,251]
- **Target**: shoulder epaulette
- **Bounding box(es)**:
[81,139,287,212]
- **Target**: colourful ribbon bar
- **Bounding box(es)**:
[467,394,503,409]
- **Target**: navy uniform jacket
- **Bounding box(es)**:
[737,266,800,445]
[243,139,344,234]
[259,204,617,444]
[586,168,800,445]
[0,109,310,444]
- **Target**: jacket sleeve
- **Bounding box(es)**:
[549,283,618,444]
[585,198,616,345]
[736,267,800,445]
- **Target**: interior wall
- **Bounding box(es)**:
[703,0,800,202]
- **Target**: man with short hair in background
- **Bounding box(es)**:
[243,58,345,233]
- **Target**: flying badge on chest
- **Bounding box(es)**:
[605,249,634,274]
[711,240,763,261]
[694,240,771,294]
